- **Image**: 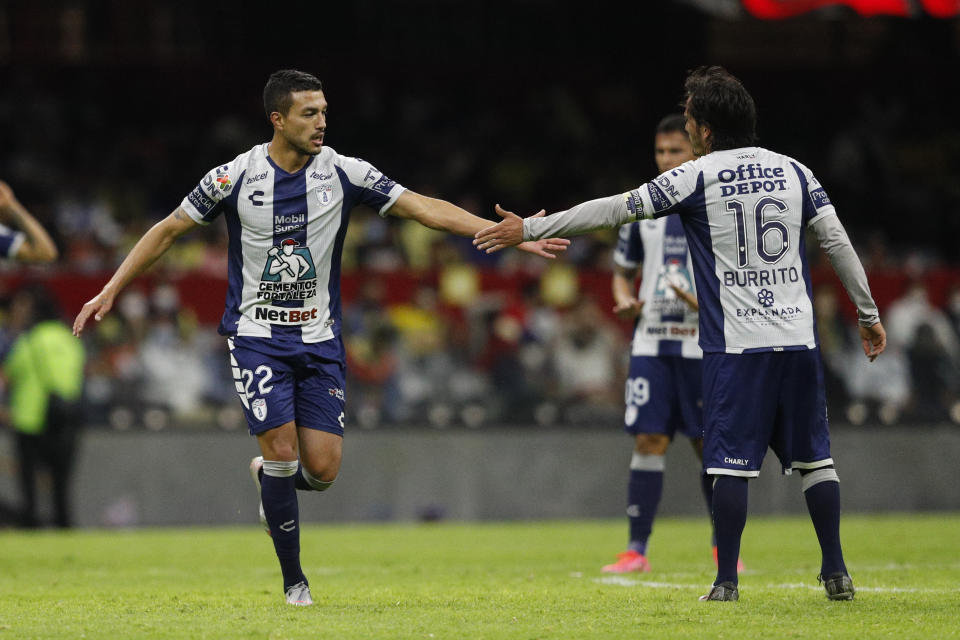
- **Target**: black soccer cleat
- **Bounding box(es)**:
[820,572,855,600]
[699,581,739,601]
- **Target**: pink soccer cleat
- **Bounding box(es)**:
[712,546,745,573]
[602,550,651,573]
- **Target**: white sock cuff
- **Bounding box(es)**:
[262,459,299,478]
[802,467,839,492]
[630,452,666,472]
[301,467,336,491]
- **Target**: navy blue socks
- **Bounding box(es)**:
[700,471,716,547]
[627,453,666,555]
[711,475,748,586]
[802,469,847,577]
[261,460,306,590]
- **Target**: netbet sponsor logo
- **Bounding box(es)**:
[254,306,319,325]
[718,163,788,197]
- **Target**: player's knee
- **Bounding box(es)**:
[300,451,341,486]
[630,451,666,472]
[262,459,298,478]
[300,465,336,492]
[635,434,669,456]
[800,466,839,492]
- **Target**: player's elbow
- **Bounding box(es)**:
[18,241,59,263]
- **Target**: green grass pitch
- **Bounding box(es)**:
[1,513,958,639]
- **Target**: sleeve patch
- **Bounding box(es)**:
[624,189,644,219]
[811,187,832,210]
[371,175,397,196]
[647,183,672,213]
[187,186,217,216]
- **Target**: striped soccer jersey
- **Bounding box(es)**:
[613,216,702,359]
[0,224,24,259]
[623,147,835,354]
[180,143,405,349]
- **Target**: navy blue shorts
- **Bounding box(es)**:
[623,355,703,440]
[702,349,832,477]
[228,337,346,437]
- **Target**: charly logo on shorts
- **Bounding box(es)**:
[758,288,775,308]
[252,398,268,422]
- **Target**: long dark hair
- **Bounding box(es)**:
[683,66,757,151]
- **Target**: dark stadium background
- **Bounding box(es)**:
[1,1,958,429]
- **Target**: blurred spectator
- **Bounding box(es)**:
[549,297,625,423]
[906,322,958,422]
[813,286,855,416]
[886,280,960,364]
[1,20,959,428]
[1,285,85,527]
[346,323,402,426]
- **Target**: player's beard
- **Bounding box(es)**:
[295,140,322,156]
[284,131,323,157]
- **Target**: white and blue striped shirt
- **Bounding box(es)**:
[180,143,405,352]
[525,147,856,354]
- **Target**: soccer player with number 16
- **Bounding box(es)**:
[475,65,886,602]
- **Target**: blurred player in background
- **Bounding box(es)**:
[475,65,886,602]
[603,114,741,574]
[73,69,568,606]
[3,285,85,528]
[0,181,60,526]
[0,181,58,263]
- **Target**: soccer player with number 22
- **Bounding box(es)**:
[73,69,569,606]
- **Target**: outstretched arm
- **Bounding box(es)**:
[0,180,58,263]
[810,213,886,361]
[474,194,631,253]
[73,207,199,336]
[387,190,569,259]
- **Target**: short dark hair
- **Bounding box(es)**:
[263,69,323,119]
[655,113,688,137]
[683,66,757,151]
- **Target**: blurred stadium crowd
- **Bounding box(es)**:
[0,2,958,430]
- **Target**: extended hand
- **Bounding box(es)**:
[516,210,570,259]
[473,204,528,253]
[859,321,886,362]
[612,297,645,320]
[73,291,115,337]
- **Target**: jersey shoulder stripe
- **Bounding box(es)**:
[181,146,262,223]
